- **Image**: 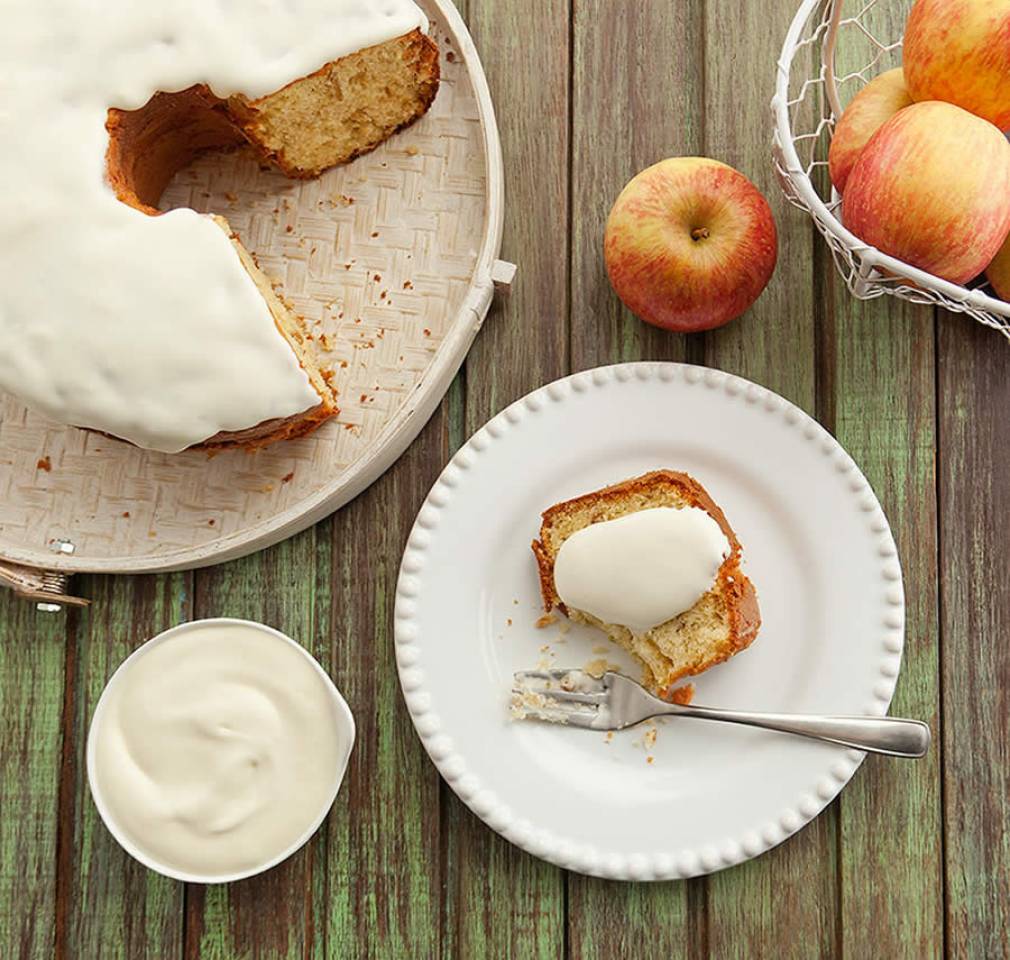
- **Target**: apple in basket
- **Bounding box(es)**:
[842,101,1010,285]
[828,68,913,194]
[603,158,778,333]
[904,0,1010,132]
[986,237,1010,301]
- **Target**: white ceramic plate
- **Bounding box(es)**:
[394,362,904,880]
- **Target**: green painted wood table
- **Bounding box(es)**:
[2,1,1006,957]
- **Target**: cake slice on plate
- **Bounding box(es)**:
[532,470,760,697]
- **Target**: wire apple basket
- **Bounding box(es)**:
[772,0,1010,340]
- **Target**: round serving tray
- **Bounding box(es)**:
[0,0,509,590]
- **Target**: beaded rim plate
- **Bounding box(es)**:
[0,0,507,577]
[394,362,904,880]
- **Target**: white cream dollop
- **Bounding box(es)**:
[88,621,352,879]
[553,506,731,633]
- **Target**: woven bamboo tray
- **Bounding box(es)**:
[0,0,512,608]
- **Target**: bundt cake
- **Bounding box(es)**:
[0,1,438,452]
[532,470,761,697]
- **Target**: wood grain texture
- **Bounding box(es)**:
[566,1,703,956]
[315,410,447,959]
[823,280,944,957]
[700,1,835,957]
[61,575,188,960]
[0,595,65,960]
[436,0,570,956]
[822,1,944,954]
[938,312,1010,960]
[568,0,703,370]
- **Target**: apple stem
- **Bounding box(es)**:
[691,226,710,241]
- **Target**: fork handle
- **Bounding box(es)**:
[660,703,930,758]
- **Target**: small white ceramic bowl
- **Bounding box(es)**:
[86,617,355,884]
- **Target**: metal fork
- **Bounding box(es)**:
[511,670,930,758]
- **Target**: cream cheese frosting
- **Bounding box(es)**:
[0,0,427,453]
[553,506,731,633]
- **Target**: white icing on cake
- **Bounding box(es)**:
[0,0,427,453]
[553,506,730,633]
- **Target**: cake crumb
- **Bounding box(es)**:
[121,511,130,518]
[423,328,431,337]
[281,471,294,484]
[536,644,556,670]
[403,280,413,289]
[643,726,658,750]
[224,191,238,203]
[371,231,379,238]
[506,618,512,627]
[535,613,557,629]
[208,519,215,526]
[647,756,655,765]
[259,483,274,493]
[510,688,568,724]
[667,683,695,706]
[605,731,614,743]
[373,273,381,282]
[405,145,419,156]
[446,50,456,62]
[584,658,609,679]
[36,456,51,472]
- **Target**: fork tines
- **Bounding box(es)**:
[510,669,609,728]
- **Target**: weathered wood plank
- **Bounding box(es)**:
[568,0,704,371]
[822,0,944,954]
[186,530,321,960]
[701,1,836,956]
[440,0,570,954]
[825,289,943,959]
[566,0,703,955]
[0,598,66,960]
[937,312,1010,959]
[314,409,447,960]
[61,574,188,960]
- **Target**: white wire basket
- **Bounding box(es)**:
[773,0,1010,339]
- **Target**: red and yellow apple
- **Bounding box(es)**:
[904,0,1010,131]
[603,158,778,332]
[828,68,913,193]
[842,101,1010,284]
[986,236,1010,300]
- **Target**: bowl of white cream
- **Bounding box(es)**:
[87,618,355,883]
